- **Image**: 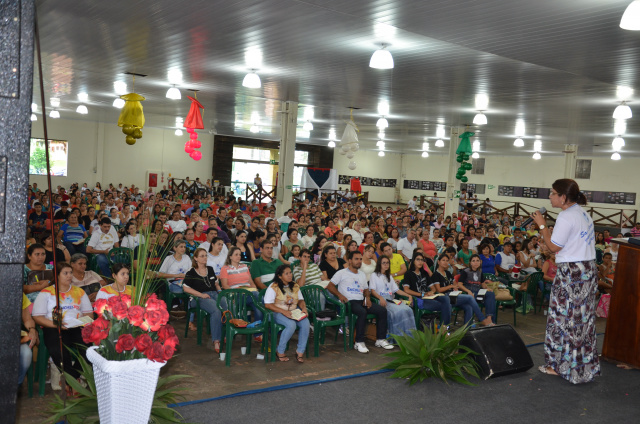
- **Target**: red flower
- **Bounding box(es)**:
[162,344,176,361]
[145,341,166,362]
[81,316,110,345]
[157,325,176,342]
[145,296,166,313]
[107,295,122,309]
[120,294,132,308]
[127,305,145,327]
[93,299,109,316]
[143,310,164,332]
[159,309,170,326]
[134,333,153,353]
[111,300,129,320]
[115,334,135,353]
[163,335,179,350]
[81,324,97,344]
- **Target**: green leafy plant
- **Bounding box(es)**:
[44,350,190,424]
[380,324,480,386]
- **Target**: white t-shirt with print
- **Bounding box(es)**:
[330,268,367,301]
[369,273,399,299]
[551,204,596,263]
[159,255,193,284]
[88,226,119,251]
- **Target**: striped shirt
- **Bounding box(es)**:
[219,264,252,288]
[60,224,86,243]
[292,262,324,286]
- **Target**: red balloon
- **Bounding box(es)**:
[191,139,201,148]
[184,141,194,154]
[190,132,198,140]
[190,150,202,161]
[186,127,195,133]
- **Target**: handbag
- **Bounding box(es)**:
[495,288,513,301]
[221,310,248,328]
[419,312,440,331]
[315,309,337,319]
[596,294,611,318]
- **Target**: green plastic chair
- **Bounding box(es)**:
[184,297,211,346]
[396,292,440,329]
[257,288,307,362]
[217,289,269,367]
[27,327,49,397]
[108,247,133,268]
[165,280,190,314]
[300,286,347,357]
[516,272,544,315]
[484,273,517,326]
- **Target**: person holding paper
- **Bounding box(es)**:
[402,253,452,326]
[95,263,132,302]
[263,265,310,363]
[458,255,496,322]
[32,262,92,393]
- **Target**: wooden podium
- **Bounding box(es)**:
[602,239,640,367]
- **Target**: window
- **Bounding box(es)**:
[29,138,68,176]
[294,150,309,165]
[575,159,592,179]
[232,146,271,162]
[471,158,485,175]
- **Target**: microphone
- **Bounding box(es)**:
[522,207,546,228]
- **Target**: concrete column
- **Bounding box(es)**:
[444,126,463,218]
[275,101,298,216]
[563,144,578,179]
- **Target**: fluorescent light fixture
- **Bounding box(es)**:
[534,140,542,152]
[175,129,183,136]
[168,68,183,85]
[612,136,625,151]
[49,110,60,119]
[435,139,445,147]
[50,97,60,108]
[514,138,524,147]
[421,151,429,158]
[378,151,386,157]
[77,92,88,102]
[328,140,336,148]
[515,119,525,136]
[475,94,489,110]
[303,121,313,131]
[369,45,394,69]
[532,152,541,160]
[114,81,127,95]
[377,101,390,116]
[422,142,429,151]
[472,140,480,152]
[113,98,125,108]
[436,126,446,138]
[611,152,622,160]
[31,103,37,112]
[473,113,487,125]
[613,102,632,120]
[621,1,640,30]
[242,71,261,88]
[472,152,479,159]
[76,104,88,114]
[250,124,260,133]
[614,120,627,135]
[166,86,181,100]
[30,113,37,121]
[376,117,389,129]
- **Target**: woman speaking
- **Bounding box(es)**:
[531,178,599,384]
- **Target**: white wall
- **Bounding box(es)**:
[29,116,214,190]
[333,149,402,203]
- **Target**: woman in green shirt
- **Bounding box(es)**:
[283,228,304,254]
[456,238,474,268]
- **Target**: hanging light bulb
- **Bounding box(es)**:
[472,140,480,152]
[621,1,640,30]
[612,136,625,151]
[30,113,37,121]
[113,81,127,95]
[421,151,429,158]
[242,70,261,88]
[514,138,525,147]
[378,151,386,157]
[76,104,88,114]
[250,124,260,133]
[113,98,125,108]
[377,101,390,116]
[49,110,60,119]
[611,152,622,160]
[369,44,394,69]
[614,120,627,135]
[175,129,183,136]
[473,113,487,125]
[435,139,445,147]
[376,117,389,129]
[328,140,336,148]
[302,121,313,131]
[31,103,38,112]
[532,152,541,160]
[613,102,632,120]
[166,85,181,100]
[475,94,489,110]
[472,152,480,159]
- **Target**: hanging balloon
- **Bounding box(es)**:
[456,156,464,163]
[191,139,201,148]
[186,127,195,133]
[133,129,142,139]
[346,151,355,159]
[185,141,194,154]
[456,175,462,180]
[463,154,470,161]
[126,136,136,145]
[350,143,359,152]
[340,145,349,153]
[465,163,473,170]
[461,176,468,183]
[190,132,198,140]
[348,161,357,170]
[117,93,145,145]
[122,125,134,135]
[190,150,202,161]
[339,149,347,155]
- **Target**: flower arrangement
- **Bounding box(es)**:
[82,293,178,363]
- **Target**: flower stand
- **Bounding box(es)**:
[87,346,166,424]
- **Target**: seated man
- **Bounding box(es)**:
[250,240,284,290]
[167,211,187,233]
[86,217,119,276]
[326,250,394,353]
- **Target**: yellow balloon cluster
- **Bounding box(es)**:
[117,93,146,145]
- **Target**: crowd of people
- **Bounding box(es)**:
[19,179,626,393]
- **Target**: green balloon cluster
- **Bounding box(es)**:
[455,152,473,181]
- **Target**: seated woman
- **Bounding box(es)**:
[70,253,106,302]
[456,238,474,267]
[517,238,538,274]
[360,244,377,281]
[284,244,302,264]
[343,240,359,261]
[283,227,304,254]
[301,225,317,249]
[41,231,70,265]
[218,247,264,324]
[538,251,557,299]
[598,252,615,294]
[248,229,266,259]
[183,228,200,257]
[157,240,192,295]
[96,263,133,302]
[430,253,494,327]
[182,248,223,353]
[369,256,416,339]
[458,254,497,322]
[263,265,310,363]
[120,220,143,250]
[358,231,376,254]
[319,245,346,281]
[418,230,437,260]
[24,243,54,305]
[58,212,88,255]
[402,253,452,327]
[32,262,92,395]
[310,235,327,265]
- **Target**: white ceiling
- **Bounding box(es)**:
[33,0,640,157]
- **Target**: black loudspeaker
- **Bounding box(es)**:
[460,324,533,380]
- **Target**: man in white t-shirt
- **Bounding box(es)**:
[407,196,417,210]
[469,227,484,252]
[277,209,295,226]
[86,217,120,277]
[495,242,517,274]
[167,211,188,233]
[326,251,393,353]
[397,229,418,261]
[459,189,467,212]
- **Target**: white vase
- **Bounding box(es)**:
[86,346,166,424]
